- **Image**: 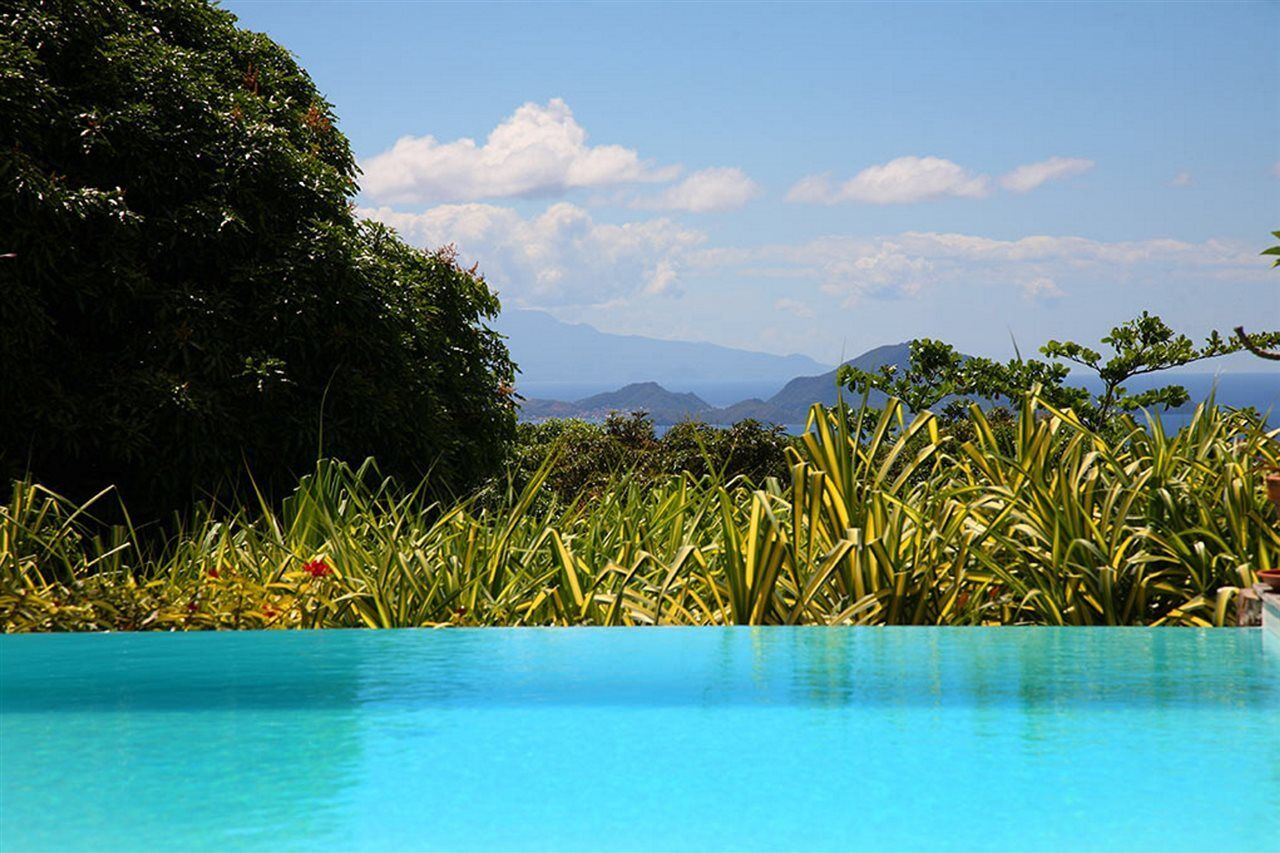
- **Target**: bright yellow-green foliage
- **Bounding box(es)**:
[3,397,1277,631]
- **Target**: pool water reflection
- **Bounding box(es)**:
[2,627,1277,851]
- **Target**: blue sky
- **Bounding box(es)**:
[224,0,1279,366]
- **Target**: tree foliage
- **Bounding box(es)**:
[1261,230,1280,268]
[841,313,1280,430]
[510,414,793,501]
[1234,230,1280,360]
[0,0,516,512]
[839,339,1088,421]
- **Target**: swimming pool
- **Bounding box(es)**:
[2,627,1276,851]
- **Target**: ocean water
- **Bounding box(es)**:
[1077,372,1278,430]
[2,627,1277,852]
[520,373,1277,430]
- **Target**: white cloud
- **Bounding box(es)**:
[360,202,704,306]
[360,99,679,205]
[887,232,1261,268]
[786,157,991,205]
[817,246,934,304]
[644,259,681,296]
[1022,277,1064,300]
[631,167,759,212]
[361,183,1265,323]
[1169,171,1194,188]
[773,298,814,318]
[787,155,1096,205]
[691,231,1266,305]
[999,157,1094,193]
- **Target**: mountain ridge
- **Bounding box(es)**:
[496,309,831,389]
[519,343,911,424]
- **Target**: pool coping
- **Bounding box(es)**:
[1262,589,1280,637]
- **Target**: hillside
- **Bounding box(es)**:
[496,310,830,388]
[762,343,909,414]
[521,383,713,423]
[518,342,915,424]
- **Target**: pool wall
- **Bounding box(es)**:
[1264,591,1280,637]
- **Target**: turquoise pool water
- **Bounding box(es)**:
[2,627,1277,851]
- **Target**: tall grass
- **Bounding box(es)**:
[3,396,1277,631]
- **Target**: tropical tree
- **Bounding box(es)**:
[0,0,516,513]
[842,313,1280,430]
[1234,230,1280,360]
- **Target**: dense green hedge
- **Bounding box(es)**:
[0,0,516,514]
[509,413,794,500]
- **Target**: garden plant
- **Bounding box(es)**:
[4,394,1277,631]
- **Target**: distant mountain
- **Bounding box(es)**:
[763,343,909,413]
[495,309,830,388]
[519,342,915,425]
[521,383,713,424]
[513,333,1280,429]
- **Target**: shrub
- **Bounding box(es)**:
[656,418,791,483]
[510,414,794,500]
[0,0,515,515]
[5,397,1277,630]
[510,418,632,500]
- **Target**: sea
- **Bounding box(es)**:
[519,373,1278,434]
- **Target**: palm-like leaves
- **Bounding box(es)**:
[4,396,1277,630]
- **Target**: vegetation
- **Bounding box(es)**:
[5,395,1276,631]
[0,0,516,514]
[509,413,792,501]
[1262,230,1280,268]
[1,3,1275,634]
[842,313,1280,430]
[1233,230,1280,360]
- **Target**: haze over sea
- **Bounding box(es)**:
[520,372,1278,434]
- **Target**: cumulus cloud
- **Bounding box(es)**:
[631,167,760,212]
[360,182,1264,318]
[644,259,681,295]
[885,232,1261,267]
[1021,277,1065,300]
[785,157,991,205]
[816,246,934,303]
[360,202,704,305]
[999,157,1095,193]
[360,99,679,205]
[1169,171,1194,188]
[773,298,815,318]
[691,231,1265,305]
[787,155,1095,205]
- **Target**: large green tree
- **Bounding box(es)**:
[0,0,516,511]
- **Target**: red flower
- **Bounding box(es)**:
[302,559,332,578]
[207,568,220,579]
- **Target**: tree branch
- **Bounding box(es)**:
[1234,327,1280,361]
